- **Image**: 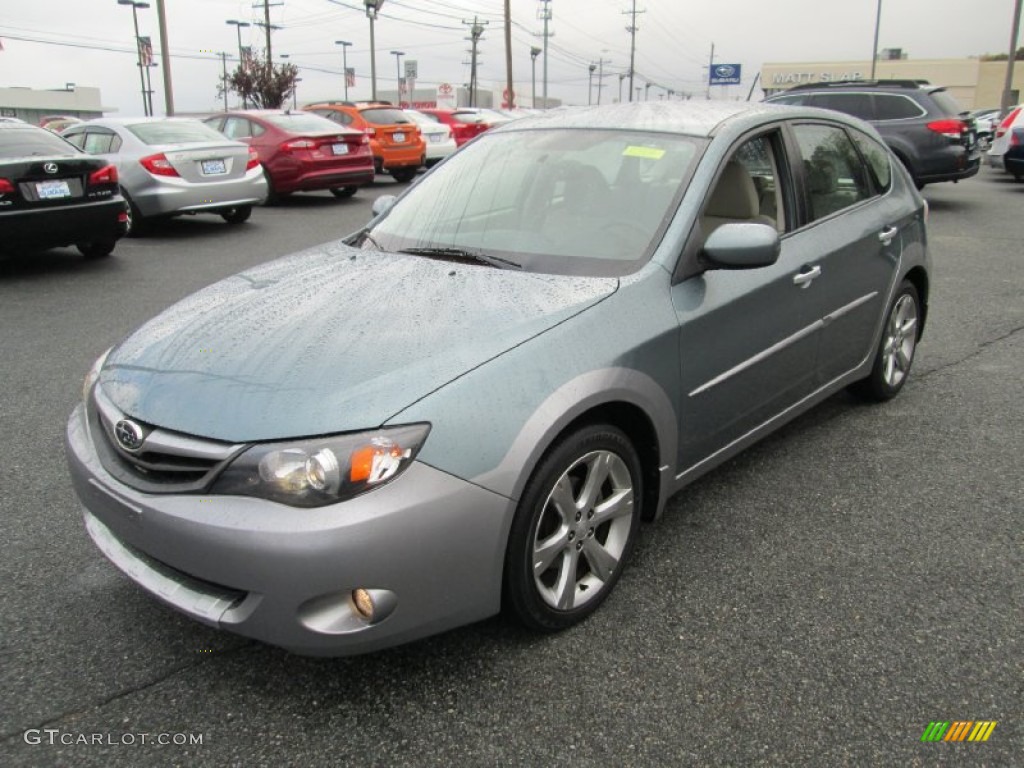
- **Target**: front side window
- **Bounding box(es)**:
[366,129,701,276]
[700,132,786,238]
[793,124,874,222]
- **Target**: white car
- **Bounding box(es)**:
[987,105,1023,171]
[403,109,457,167]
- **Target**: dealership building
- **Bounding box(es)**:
[760,55,1023,110]
[0,85,110,124]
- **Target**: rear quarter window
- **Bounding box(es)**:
[850,129,892,192]
[874,95,925,120]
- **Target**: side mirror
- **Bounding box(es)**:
[702,222,780,269]
[371,194,396,219]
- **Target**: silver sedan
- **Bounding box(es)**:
[62,117,267,234]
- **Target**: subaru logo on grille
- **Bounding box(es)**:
[114,419,145,452]
[43,162,59,174]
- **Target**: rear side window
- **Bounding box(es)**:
[83,131,120,154]
[811,93,874,120]
[850,129,892,192]
[792,124,874,222]
[873,94,925,120]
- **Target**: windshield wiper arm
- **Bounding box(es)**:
[398,247,522,269]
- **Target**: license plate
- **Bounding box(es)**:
[332,143,349,155]
[393,132,406,143]
[201,159,227,175]
[429,134,442,143]
[36,180,71,199]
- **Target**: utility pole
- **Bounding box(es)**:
[539,0,552,108]
[705,42,714,99]
[595,57,612,105]
[463,16,488,108]
[588,63,596,105]
[623,0,644,102]
[226,19,251,108]
[219,52,229,110]
[618,73,626,102]
[504,0,514,108]
[155,0,173,114]
[254,0,283,66]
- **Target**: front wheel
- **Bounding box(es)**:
[850,280,921,401]
[220,205,252,225]
[504,424,642,632]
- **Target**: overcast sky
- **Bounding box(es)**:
[0,0,1018,115]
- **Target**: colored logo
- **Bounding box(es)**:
[921,721,997,742]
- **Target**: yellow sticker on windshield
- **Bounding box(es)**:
[623,146,665,160]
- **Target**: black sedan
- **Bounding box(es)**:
[0,123,127,259]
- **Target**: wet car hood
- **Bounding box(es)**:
[99,242,617,442]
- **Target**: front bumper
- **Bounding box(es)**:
[65,404,513,656]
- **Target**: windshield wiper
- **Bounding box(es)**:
[398,247,522,270]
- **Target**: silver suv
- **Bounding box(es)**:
[766,79,981,189]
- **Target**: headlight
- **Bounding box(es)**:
[210,424,430,507]
[82,347,112,401]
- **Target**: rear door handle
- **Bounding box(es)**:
[879,225,899,245]
[793,265,821,288]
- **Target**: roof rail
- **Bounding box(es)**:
[785,78,930,91]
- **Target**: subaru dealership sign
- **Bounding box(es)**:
[710,63,742,85]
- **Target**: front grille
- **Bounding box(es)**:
[89,386,246,493]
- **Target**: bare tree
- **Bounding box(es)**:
[219,51,299,109]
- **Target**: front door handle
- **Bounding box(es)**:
[879,225,899,245]
[793,265,822,288]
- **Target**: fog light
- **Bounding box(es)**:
[352,588,374,621]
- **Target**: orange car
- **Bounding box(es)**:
[305,102,425,182]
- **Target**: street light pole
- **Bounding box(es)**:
[226,20,251,108]
[540,0,551,109]
[870,0,882,79]
[118,0,151,116]
[390,50,405,107]
[588,63,596,105]
[530,46,541,108]
[336,40,352,100]
[364,0,385,101]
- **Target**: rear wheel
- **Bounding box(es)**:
[220,205,252,225]
[76,240,116,259]
[850,281,921,401]
[390,167,417,183]
[122,191,149,237]
[330,186,358,199]
[504,424,642,632]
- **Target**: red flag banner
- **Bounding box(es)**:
[137,36,153,67]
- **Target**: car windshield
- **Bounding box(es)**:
[360,108,412,125]
[0,128,81,157]
[366,128,701,277]
[128,120,229,145]
[264,113,351,133]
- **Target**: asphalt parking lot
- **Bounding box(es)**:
[1,169,1021,767]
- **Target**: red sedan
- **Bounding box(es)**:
[416,108,491,147]
[204,110,374,200]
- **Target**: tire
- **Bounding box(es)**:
[220,205,252,225]
[850,280,921,402]
[262,169,282,205]
[122,191,149,237]
[390,167,417,183]
[504,424,642,632]
[76,240,116,259]
[330,186,358,199]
